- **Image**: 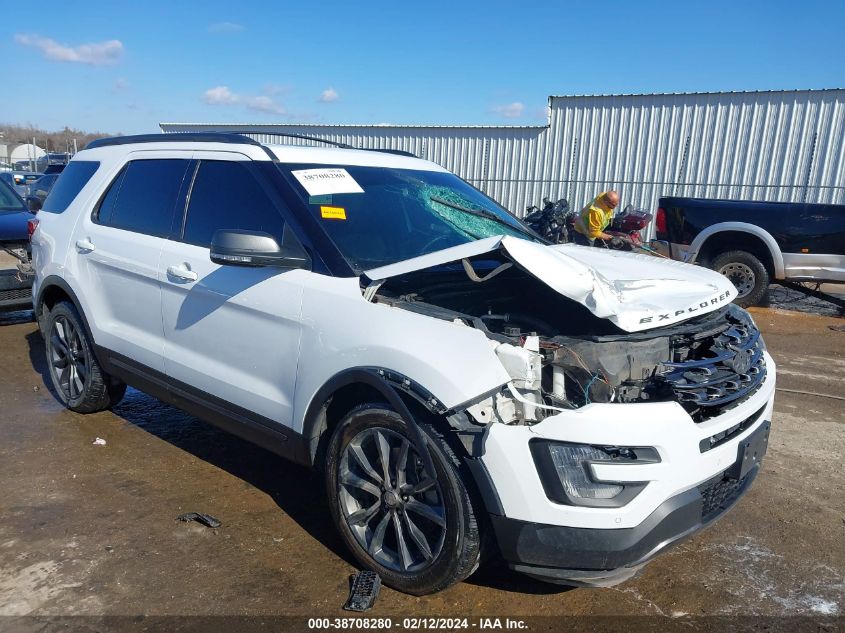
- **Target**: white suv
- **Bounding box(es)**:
[30,133,776,595]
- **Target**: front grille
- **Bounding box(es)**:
[0,287,32,302]
[699,471,750,522]
[658,309,766,420]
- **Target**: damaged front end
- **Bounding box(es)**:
[363,240,767,426]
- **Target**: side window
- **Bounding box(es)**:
[96,159,190,237]
[183,160,284,248]
[41,161,100,213]
[96,166,127,226]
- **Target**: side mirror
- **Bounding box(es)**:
[26,196,42,213]
[210,227,311,270]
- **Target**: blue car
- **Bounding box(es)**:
[0,177,35,312]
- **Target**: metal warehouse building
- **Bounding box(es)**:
[162,89,845,222]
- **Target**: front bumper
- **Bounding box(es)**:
[478,351,776,586]
[491,459,761,587]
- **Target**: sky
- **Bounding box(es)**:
[1,0,843,135]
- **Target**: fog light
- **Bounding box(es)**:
[548,444,623,499]
[530,441,659,508]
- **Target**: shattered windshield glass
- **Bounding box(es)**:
[279,163,538,271]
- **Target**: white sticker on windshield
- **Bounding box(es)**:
[291,168,364,196]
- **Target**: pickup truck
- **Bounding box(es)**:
[651,197,845,306]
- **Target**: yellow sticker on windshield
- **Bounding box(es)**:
[320,205,347,220]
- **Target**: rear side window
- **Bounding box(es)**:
[42,161,100,213]
[182,160,284,247]
[96,159,191,237]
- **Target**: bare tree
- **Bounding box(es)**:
[1,123,119,156]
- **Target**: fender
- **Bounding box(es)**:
[685,222,785,279]
[34,275,108,364]
[301,367,445,479]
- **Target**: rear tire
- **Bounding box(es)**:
[712,250,770,308]
[44,301,126,412]
[325,403,482,595]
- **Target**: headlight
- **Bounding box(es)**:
[529,441,660,508]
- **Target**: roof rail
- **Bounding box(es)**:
[85,132,265,150]
[364,147,417,158]
[231,131,417,157]
[215,131,354,149]
[86,131,418,158]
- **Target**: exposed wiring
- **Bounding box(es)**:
[556,346,612,387]
[506,383,569,413]
[583,374,601,404]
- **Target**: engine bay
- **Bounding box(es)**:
[365,256,767,424]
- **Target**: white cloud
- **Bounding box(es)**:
[263,82,290,96]
[114,77,129,91]
[492,101,525,119]
[319,87,339,103]
[208,22,244,33]
[14,33,124,65]
[203,85,239,105]
[202,86,286,115]
[244,95,286,115]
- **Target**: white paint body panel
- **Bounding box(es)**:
[65,149,196,372]
[159,241,306,425]
[482,353,776,529]
[268,144,449,172]
[291,273,511,430]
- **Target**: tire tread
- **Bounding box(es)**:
[46,301,126,413]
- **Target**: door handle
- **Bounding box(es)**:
[166,264,198,282]
[75,238,95,253]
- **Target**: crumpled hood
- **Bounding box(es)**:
[364,236,736,333]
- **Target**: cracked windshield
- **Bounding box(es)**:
[281,163,538,271]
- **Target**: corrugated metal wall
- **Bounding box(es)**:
[162,89,845,225]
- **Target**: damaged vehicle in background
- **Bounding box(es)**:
[0,177,36,312]
[31,134,776,595]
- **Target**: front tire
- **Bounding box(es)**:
[45,301,126,412]
[325,404,482,595]
[712,249,770,307]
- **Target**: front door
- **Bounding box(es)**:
[159,154,306,428]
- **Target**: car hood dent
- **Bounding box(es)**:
[364,236,735,333]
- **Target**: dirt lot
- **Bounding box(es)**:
[0,301,843,624]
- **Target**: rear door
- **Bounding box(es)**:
[68,153,193,372]
[159,153,306,428]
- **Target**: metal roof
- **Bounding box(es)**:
[160,122,547,130]
[548,88,845,99]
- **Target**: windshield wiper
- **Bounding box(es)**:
[429,196,538,241]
